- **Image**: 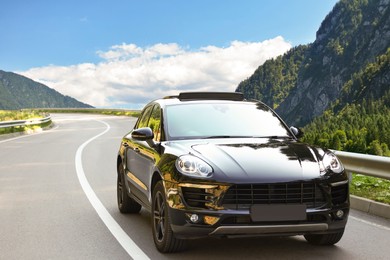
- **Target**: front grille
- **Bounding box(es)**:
[331,184,349,204]
[181,187,213,208]
[222,182,326,210]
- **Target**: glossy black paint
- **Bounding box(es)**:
[165,138,325,183]
[117,93,349,245]
[131,127,154,141]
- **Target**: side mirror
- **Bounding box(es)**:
[290,126,304,139]
[131,127,155,147]
[132,127,154,140]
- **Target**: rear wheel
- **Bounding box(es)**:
[117,162,141,213]
[152,181,187,253]
[304,229,345,245]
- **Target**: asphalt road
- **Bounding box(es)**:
[0,113,389,260]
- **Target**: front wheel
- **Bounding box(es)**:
[304,229,345,245]
[152,181,187,253]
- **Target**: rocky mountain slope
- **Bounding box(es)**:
[236,0,390,127]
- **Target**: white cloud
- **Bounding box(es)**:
[20,36,291,109]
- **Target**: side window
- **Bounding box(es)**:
[148,105,162,142]
[137,105,153,129]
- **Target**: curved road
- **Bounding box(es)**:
[0,113,389,259]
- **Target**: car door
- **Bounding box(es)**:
[125,104,161,205]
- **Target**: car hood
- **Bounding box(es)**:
[187,139,322,183]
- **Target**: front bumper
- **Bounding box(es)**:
[165,179,349,239]
[169,206,349,239]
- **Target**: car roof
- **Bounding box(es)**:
[167,92,245,101]
[147,92,263,108]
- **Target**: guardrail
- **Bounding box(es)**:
[334,150,390,180]
[0,115,52,129]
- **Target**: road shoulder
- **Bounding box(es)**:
[351,195,390,219]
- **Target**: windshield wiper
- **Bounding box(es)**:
[202,135,234,139]
[260,135,291,139]
[201,135,291,139]
[202,135,253,139]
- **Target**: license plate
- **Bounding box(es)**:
[250,204,307,222]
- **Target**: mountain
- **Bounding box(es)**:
[236,45,308,110]
[236,0,390,127]
[0,70,93,109]
[302,49,390,156]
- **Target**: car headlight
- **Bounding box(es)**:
[321,152,344,174]
[175,155,213,178]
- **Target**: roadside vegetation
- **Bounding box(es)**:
[0,109,43,121]
[350,174,390,204]
[34,108,141,118]
[0,110,51,135]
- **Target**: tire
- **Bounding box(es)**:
[117,162,142,214]
[152,181,187,253]
[304,229,345,245]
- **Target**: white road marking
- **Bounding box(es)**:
[75,119,150,260]
[350,216,390,231]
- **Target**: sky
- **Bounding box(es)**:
[0,0,339,108]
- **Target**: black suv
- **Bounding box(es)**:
[116,92,349,252]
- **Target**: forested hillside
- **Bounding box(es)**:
[236,0,389,156]
[236,45,308,109]
[303,48,390,156]
[236,0,389,126]
[303,92,390,156]
[0,70,92,109]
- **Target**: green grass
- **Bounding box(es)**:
[350,174,390,204]
[0,109,44,121]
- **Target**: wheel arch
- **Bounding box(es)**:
[117,155,123,175]
[151,171,163,195]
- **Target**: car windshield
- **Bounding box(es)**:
[165,102,291,139]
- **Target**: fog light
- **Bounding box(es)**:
[336,210,344,219]
[190,214,199,223]
[204,216,219,225]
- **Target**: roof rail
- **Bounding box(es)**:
[177,92,244,101]
[163,95,178,99]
